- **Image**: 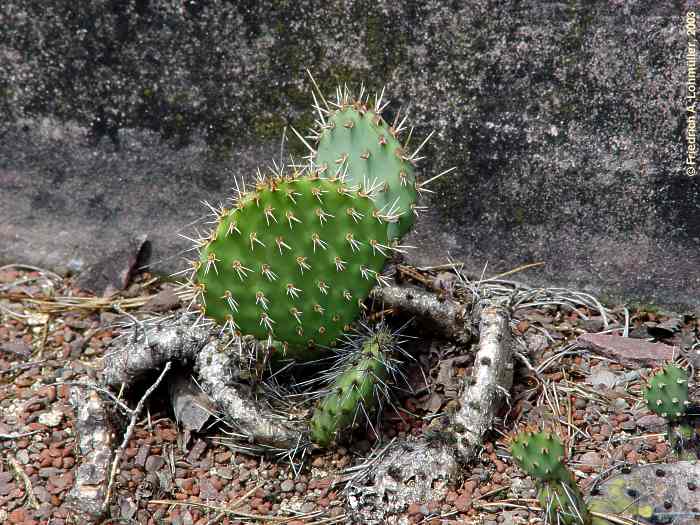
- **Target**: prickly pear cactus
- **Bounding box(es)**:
[643,364,690,421]
[510,429,592,525]
[509,428,570,482]
[310,328,394,447]
[189,168,396,355]
[308,85,431,241]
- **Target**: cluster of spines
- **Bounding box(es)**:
[508,428,591,525]
[643,364,690,421]
[308,325,406,447]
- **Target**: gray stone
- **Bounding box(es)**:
[636,414,667,430]
[281,479,295,492]
[579,451,603,467]
[144,455,165,473]
[588,366,617,388]
[0,1,696,309]
[578,333,676,368]
[198,478,219,501]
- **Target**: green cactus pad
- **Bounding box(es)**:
[644,365,689,422]
[312,99,418,241]
[309,329,393,447]
[510,429,569,482]
[538,480,591,525]
[192,170,392,354]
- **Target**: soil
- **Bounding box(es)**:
[0,264,698,525]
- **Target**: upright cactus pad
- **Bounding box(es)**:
[305,84,444,242]
[187,169,395,354]
[509,429,569,483]
[643,364,690,421]
[510,429,591,525]
[310,328,395,447]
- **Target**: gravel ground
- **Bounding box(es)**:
[0,264,698,525]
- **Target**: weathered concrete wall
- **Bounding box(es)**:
[1,1,697,308]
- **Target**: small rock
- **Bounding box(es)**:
[145,455,165,473]
[214,467,233,480]
[38,408,63,427]
[0,481,15,496]
[187,440,207,463]
[300,502,316,513]
[119,496,138,520]
[199,477,219,500]
[39,467,61,478]
[280,479,295,492]
[144,285,181,312]
[636,414,666,430]
[15,449,29,465]
[238,467,250,482]
[49,471,73,490]
[612,398,629,411]
[577,334,675,368]
[34,485,51,503]
[579,451,603,467]
[0,341,32,357]
[588,366,617,388]
[135,445,149,467]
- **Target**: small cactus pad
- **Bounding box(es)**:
[311,93,418,241]
[644,365,689,422]
[191,170,393,352]
[538,480,591,525]
[509,429,569,482]
[310,330,392,447]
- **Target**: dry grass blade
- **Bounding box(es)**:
[148,498,341,523]
[26,294,156,313]
[8,454,40,509]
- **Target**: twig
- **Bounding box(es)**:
[0,263,62,281]
[203,482,264,525]
[372,283,469,341]
[482,261,545,282]
[103,361,172,511]
[454,300,514,460]
[0,430,43,440]
[8,454,40,509]
[56,381,133,415]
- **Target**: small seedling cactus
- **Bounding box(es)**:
[643,364,695,454]
[509,428,592,525]
[643,364,690,421]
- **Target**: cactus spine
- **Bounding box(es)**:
[509,429,592,525]
[309,327,397,447]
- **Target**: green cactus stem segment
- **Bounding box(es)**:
[313,103,417,241]
[643,364,690,422]
[509,429,569,483]
[309,330,393,447]
[193,171,391,353]
[538,479,592,525]
[510,430,591,525]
